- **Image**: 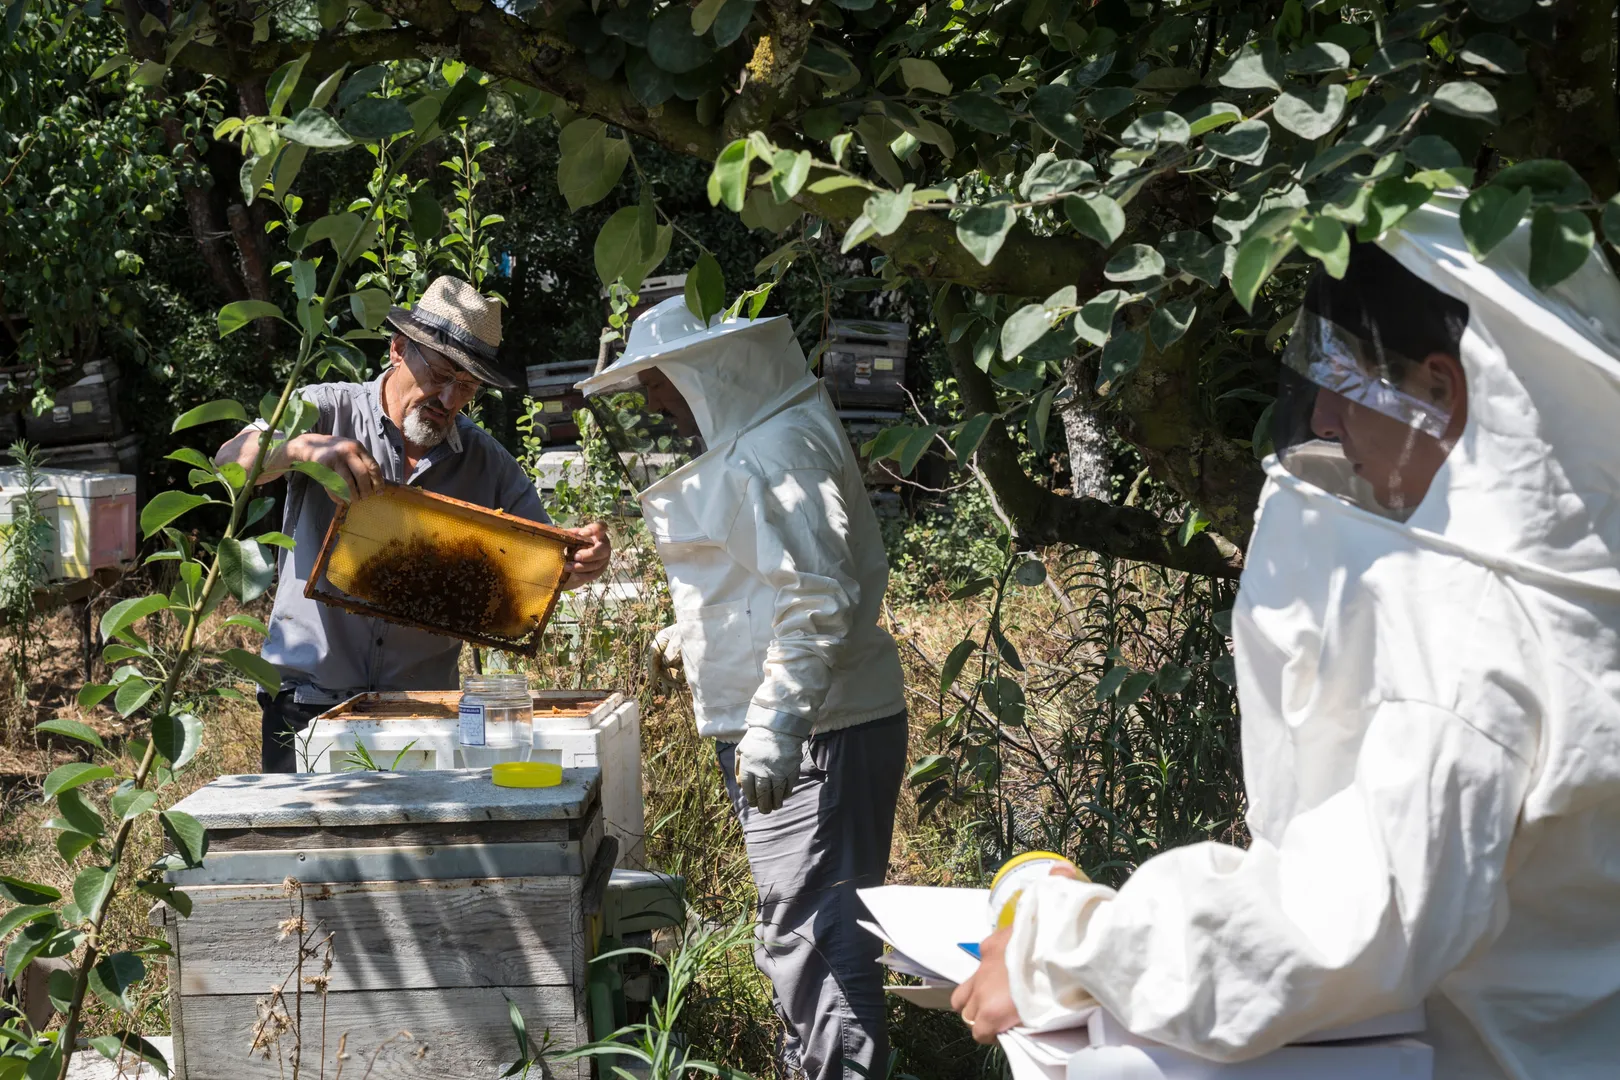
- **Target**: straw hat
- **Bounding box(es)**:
[384,276,517,389]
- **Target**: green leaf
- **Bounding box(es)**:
[1104,244,1165,283]
[898,57,951,95]
[1273,84,1348,140]
[952,413,994,463]
[302,211,364,256]
[91,53,133,80]
[217,300,285,337]
[1096,329,1145,396]
[101,595,169,643]
[1361,41,1427,78]
[109,787,157,822]
[218,538,275,603]
[1186,101,1243,137]
[1601,196,1620,251]
[956,201,1016,266]
[864,186,914,237]
[706,138,752,212]
[1359,178,1432,240]
[152,713,205,771]
[0,905,52,942]
[769,149,812,203]
[0,878,61,906]
[408,190,444,242]
[342,97,413,141]
[51,787,104,837]
[1231,232,1298,313]
[87,951,144,1012]
[172,399,248,434]
[1028,84,1085,149]
[1074,289,1125,347]
[73,866,115,922]
[140,492,211,539]
[282,107,354,149]
[1083,87,1135,121]
[897,426,938,476]
[1460,184,1532,259]
[711,0,753,47]
[1149,298,1197,350]
[646,8,713,73]
[266,53,308,118]
[690,0,727,34]
[558,119,632,210]
[684,252,726,324]
[1287,42,1350,74]
[220,649,281,693]
[115,678,154,718]
[1218,40,1284,91]
[78,684,117,708]
[160,810,208,867]
[349,288,391,331]
[1292,215,1350,278]
[1203,120,1270,164]
[290,459,351,500]
[948,93,1011,135]
[1490,160,1592,207]
[35,718,105,751]
[1528,206,1595,289]
[1458,32,1525,75]
[1001,304,1054,360]
[594,206,673,289]
[1064,194,1124,247]
[1431,81,1499,125]
[1120,111,1189,149]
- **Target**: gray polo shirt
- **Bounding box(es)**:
[261,371,550,704]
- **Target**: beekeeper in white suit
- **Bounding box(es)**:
[952,200,1620,1078]
[578,298,908,1080]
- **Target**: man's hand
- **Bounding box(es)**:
[951,863,1077,1043]
[562,521,612,588]
[951,926,1021,1044]
[292,434,383,504]
[735,726,804,815]
[647,625,684,689]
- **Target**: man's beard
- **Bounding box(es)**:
[403,405,449,448]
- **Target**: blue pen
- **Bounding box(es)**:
[959,942,981,960]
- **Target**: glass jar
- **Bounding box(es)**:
[457,673,533,769]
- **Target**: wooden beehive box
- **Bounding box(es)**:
[155,769,611,1079]
[821,319,910,409]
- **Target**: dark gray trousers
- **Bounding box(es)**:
[717,712,908,1080]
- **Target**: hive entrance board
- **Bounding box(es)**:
[316,689,611,721]
[305,483,583,655]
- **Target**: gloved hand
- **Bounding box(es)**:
[647,625,684,689]
[735,726,805,815]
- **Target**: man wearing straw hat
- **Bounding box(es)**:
[216,276,613,772]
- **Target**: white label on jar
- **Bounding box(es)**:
[459,702,486,746]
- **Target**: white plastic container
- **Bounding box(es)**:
[0,487,62,582]
[298,690,647,868]
[0,468,135,579]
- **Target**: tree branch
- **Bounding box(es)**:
[937,287,1244,578]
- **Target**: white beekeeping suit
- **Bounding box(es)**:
[1001,200,1620,1078]
[578,300,905,747]
[579,299,910,1080]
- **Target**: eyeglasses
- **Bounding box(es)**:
[405,339,483,395]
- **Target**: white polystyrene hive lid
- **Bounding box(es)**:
[168,767,601,829]
[0,468,134,497]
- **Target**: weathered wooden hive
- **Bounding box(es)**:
[154,768,611,1079]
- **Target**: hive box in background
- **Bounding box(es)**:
[298,689,647,869]
[22,359,123,446]
[0,487,62,581]
[155,769,613,1080]
[0,467,135,579]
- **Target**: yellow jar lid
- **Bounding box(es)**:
[491,761,562,788]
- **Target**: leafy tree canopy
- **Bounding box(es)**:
[58,0,1620,573]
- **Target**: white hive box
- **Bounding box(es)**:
[156,769,612,1080]
[0,467,135,579]
[297,689,646,869]
[0,487,63,581]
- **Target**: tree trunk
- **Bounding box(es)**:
[1060,356,1111,503]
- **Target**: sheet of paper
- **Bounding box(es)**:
[857,885,990,987]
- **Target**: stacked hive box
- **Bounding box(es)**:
[155,769,612,1079]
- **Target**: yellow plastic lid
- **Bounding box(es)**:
[491,761,562,788]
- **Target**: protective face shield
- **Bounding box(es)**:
[584,366,706,494]
[1272,286,1468,521]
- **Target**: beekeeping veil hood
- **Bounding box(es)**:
[576,297,817,489]
[1001,197,1620,1078]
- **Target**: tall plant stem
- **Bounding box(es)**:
[51,140,418,1080]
